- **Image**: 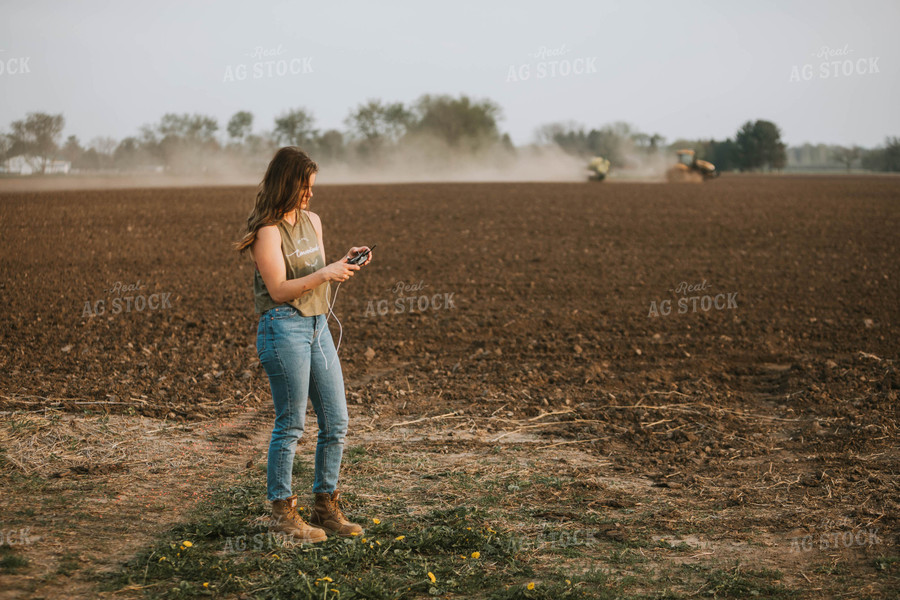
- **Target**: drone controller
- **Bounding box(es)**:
[346,244,376,266]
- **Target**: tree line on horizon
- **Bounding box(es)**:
[539,120,900,173]
[2,94,899,174]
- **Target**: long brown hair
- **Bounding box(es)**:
[235,146,318,255]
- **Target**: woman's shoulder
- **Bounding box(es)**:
[255,222,283,240]
[303,210,322,225]
[303,210,323,234]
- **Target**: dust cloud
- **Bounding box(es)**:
[0,138,592,192]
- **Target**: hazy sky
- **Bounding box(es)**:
[1,0,898,149]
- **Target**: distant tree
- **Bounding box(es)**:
[885,137,900,172]
[534,121,566,146]
[244,132,277,156]
[535,121,589,156]
[734,121,762,170]
[344,99,412,157]
[89,136,117,155]
[113,136,154,169]
[315,129,345,162]
[735,119,786,171]
[227,111,253,143]
[862,137,900,172]
[88,136,119,169]
[157,113,219,143]
[8,112,65,173]
[273,108,317,148]
[535,122,590,156]
[406,93,502,151]
[0,131,15,161]
[136,113,220,172]
[703,138,740,172]
[60,135,84,164]
[587,126,625,164]
[832,146,861,171]
[536,120,663,167]
[77,148,101,170]
[137,124,160,149]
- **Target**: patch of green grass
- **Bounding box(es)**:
[345,445,367,465]
[812,561,846,576]
[532,475,570,489]
[0,544,29,574]
[101,471,538,599]
[656,539,693,552]
[0,470,49,492]
[485,565,619,599]
[873,555,899,573]
[607,548,644,565]
[7,417,40,434]
[56,551,81,576]
[679,562,798,599]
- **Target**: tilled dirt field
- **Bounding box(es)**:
[0,175,898,598]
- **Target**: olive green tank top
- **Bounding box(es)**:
[253,210,332,315]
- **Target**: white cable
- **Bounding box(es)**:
[317,280,343,370]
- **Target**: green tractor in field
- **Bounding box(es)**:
[587,156,610,181]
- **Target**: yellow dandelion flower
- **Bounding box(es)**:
[487,527,496,534]
[394,535,405,541]
[460,554,467,559]
[362,538,367,543]
[323,576,333,582]
[203,582,209,588]
[466,527,471,530]
[179,545,185,550]
[428,572,436,583]
[471,551,480,559]
[350,531,360,536]
[182,540,193,547]
[373,518,381,524]
[375,540,381,545]
[527,582,535,590]
[566,579,571,585]
[158,556,167,562]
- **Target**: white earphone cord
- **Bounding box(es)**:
[317,280,343,370]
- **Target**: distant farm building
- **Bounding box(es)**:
[1,155,71,175]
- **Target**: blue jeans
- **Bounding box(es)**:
[256,305,349,501]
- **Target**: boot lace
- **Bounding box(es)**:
[287,507,306,525]
[275,503,306,527]
[327,496,349,523]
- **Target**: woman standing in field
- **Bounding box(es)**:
[235,146,371,544]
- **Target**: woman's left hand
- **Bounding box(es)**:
[345,246,373,266]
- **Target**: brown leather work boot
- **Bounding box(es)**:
[270,494,327,544]
[309,490,364,537]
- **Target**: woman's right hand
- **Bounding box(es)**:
[321,258,360,282]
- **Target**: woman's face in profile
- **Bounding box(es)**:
[298,172,316,210]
